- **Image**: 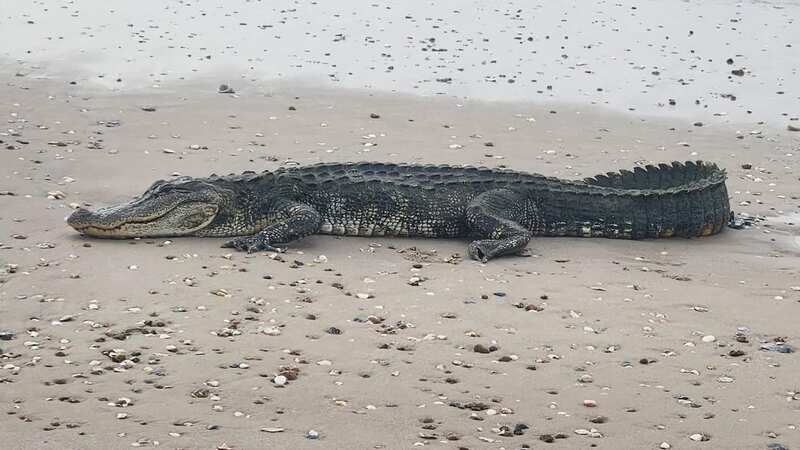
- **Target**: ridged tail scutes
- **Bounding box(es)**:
[582,160,726,192]
[541,161,730,239]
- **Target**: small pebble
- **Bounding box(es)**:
[306,430,320,439]
[689,433,711,441]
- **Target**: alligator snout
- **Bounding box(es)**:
[67,207,95,229]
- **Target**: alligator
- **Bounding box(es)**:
[67,161,730,262]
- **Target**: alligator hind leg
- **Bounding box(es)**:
[222,202,322,253]
[465,189,532,262]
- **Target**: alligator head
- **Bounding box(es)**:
[67,177,238,238]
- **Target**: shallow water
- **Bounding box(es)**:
[1,0,798,124]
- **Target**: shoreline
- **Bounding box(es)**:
[6,59,799,133]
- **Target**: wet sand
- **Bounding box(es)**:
[2,0,798,124]
[2,0,800,449]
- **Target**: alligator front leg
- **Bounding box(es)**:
[465,189,532,262]
[222,203,322,253]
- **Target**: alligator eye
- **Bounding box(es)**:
[147,180,170,193]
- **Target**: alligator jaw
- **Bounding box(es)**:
[69,206,164,238]
[67,201,219,238]
[68,208,159,238]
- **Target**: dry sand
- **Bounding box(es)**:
[1,1,800,449]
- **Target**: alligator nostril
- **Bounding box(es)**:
[67,208,93,226]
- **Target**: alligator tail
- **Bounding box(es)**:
[537,161,730,239]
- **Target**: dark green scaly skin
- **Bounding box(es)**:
[67,161,730,262]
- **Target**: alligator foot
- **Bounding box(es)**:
[727,211,765,230]
[222,234,285,253]
[221,204,321,254]
[468,237,530,262]
[466,188,533,262]
[468,240,494,263]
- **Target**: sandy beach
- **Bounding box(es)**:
[1,1,800,449]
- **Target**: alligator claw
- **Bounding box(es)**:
[468,237,530,262]
[257,244,286,254]
[467,241,491,263]
[222,236,284,253]
[221,238,245,250]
